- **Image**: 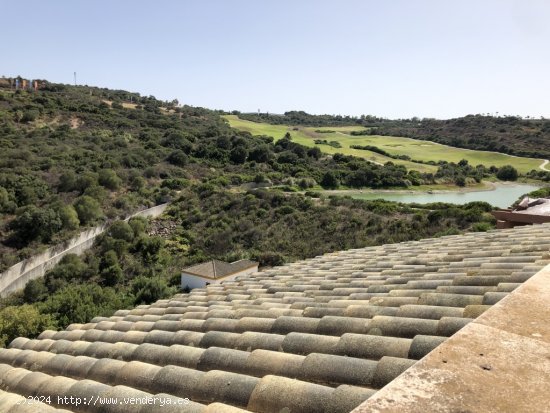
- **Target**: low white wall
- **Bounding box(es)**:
[0,203,169,297]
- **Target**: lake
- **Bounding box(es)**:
[348,183,541,208]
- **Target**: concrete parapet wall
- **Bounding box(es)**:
[0,203,169,297]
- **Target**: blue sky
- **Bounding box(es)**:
[1,0,549,118]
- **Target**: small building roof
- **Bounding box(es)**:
[182,259,258,280]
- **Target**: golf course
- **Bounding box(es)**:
[224,115,546,174]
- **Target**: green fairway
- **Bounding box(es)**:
[223,115,545,174]
[223,115,436,173]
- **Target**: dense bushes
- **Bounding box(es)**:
[165,188,496,266]
[0,185,497,345]
[4,82,467,269]
[0,305,54,347]
[0,80,505,346]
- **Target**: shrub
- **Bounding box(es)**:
[98,169,122,190]
[496,165,518,181]
[74,195,103,224]
[21,110,39,123]
[320,171,339,189]
[167,150,188,167]
[9,206,62,244]
[40,284,127,327]
[108,221,135,242]
[230,146,248,164]
[131,276,172,305]
[0,305,55,347]
[58,205,80,230]
[256,252,285,267]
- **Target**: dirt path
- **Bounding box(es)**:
[540,159,550,171]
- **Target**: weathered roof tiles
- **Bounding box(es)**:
[1,223,550,412]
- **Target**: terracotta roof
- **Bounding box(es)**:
[183,260,258,279]
[1,224,550,412]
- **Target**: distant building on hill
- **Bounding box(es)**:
[181,259,258,290]
[0,76,45,91]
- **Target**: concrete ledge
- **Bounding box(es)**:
[0,203,168,296]
[352,263,550,413]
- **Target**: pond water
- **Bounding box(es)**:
[349,184,541,208]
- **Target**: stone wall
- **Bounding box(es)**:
[0,203,169,297]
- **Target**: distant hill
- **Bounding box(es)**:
[0,78,509,342]
[0,78,436,269]
[238,112,550,159]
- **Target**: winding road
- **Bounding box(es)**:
[540,159,550,171]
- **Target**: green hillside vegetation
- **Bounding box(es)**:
[0,187,497,345]
[0,81,418,270]
[2,78,548,346]
[224,115,544,173]
[238,111,550,159]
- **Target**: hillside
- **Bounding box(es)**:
[0,78,502,345]
[0,79,425,270]
[239,112,550,160]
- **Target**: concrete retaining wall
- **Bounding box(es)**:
[0,203,169,297]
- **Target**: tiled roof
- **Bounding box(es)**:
[1,224,550,412]
[183,260,258,279]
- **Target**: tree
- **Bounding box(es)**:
[131,276,172,305]
[40,284,126,327]
[9,206,62,244]
[230,146,248,164]
[320,171,340,189]
[307,147,322,160]
[249,145,272,163]
[167,150,189,167]
[0,305,55,347]
[98,169,122,190]
[100,250,123,286]
[58,205,80,230]
[496,165,518,181]
[108,220,135,242]
[73,196,103,224]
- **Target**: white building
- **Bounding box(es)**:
[181,259,259,290]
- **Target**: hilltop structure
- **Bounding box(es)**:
[0,224,549,412]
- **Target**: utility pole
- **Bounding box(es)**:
[74,72,77,86]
